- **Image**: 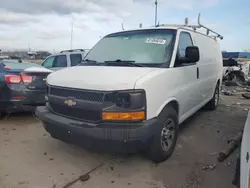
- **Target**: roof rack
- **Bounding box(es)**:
[60,49,87,53]
[155,13,223,40]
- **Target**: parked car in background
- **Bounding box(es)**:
[41,49,89,71]
[0,60,52,115]
[36,18,223,162]
[0,54,10,60]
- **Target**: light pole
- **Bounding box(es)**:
[70,19,74,50]
[155,0,158,26]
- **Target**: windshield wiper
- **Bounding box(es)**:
[104,59,144,67]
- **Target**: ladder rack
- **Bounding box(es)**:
[155,13,223,40]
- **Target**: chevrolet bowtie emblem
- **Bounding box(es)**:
[64,99,76,106]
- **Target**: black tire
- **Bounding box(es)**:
[147,106,179,163]
[204,82,220,111]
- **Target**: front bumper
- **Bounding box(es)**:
[35,106,159,153]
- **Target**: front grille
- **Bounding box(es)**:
[49,87,104,102]
[50,103,101,122]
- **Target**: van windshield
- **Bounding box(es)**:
[84,29,176,67]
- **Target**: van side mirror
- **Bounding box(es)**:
[186,46,200,63]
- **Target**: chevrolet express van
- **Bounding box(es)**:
[35,24,223,162]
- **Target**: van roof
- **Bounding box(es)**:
[107,26,180,33]
[107,14,223,41]
[106,26,218,41]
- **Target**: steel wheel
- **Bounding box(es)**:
[147,107,179,162]
[161,119,175,152]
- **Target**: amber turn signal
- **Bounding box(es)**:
[102,111,145,121]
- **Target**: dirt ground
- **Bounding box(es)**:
[0,87,249,188]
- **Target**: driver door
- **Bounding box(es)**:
[173,31,201,119]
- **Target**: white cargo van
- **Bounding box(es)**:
[36,17,223,162]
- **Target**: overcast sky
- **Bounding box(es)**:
[0,0,249,52]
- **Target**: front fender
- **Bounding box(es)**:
[156,97,178,117]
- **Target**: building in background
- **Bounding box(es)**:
[0,50,51,60]
[35,51,51,60]
[222,52,250,59]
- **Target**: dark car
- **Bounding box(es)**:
[0,60,52,113]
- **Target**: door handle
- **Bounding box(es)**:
[197,67,199,79]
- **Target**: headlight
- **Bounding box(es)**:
[104,90,146,109]
[102,90,146,121]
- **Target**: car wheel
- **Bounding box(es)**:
[205,82,220,110]
[147,106,179,163]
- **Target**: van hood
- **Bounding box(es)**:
[47,66,157,90]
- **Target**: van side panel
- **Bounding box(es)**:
[135,30,193,122]
[135,30,223,123]
[191,33,223,101]
[135,68,196,122]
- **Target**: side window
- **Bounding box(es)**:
[42,56,55,68]
[178,32,193,58]
[53,55,67,67]
[70,54,82,66]
[174,32,194,67]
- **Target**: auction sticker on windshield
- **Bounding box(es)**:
[145,38,167,44]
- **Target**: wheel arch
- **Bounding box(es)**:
[156,98,179,120]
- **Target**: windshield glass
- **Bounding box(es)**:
[0,60,42,71]
[85,29,176,66]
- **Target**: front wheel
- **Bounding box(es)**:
[147,107,179,163]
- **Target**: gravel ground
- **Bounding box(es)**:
[0,89,249,188]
